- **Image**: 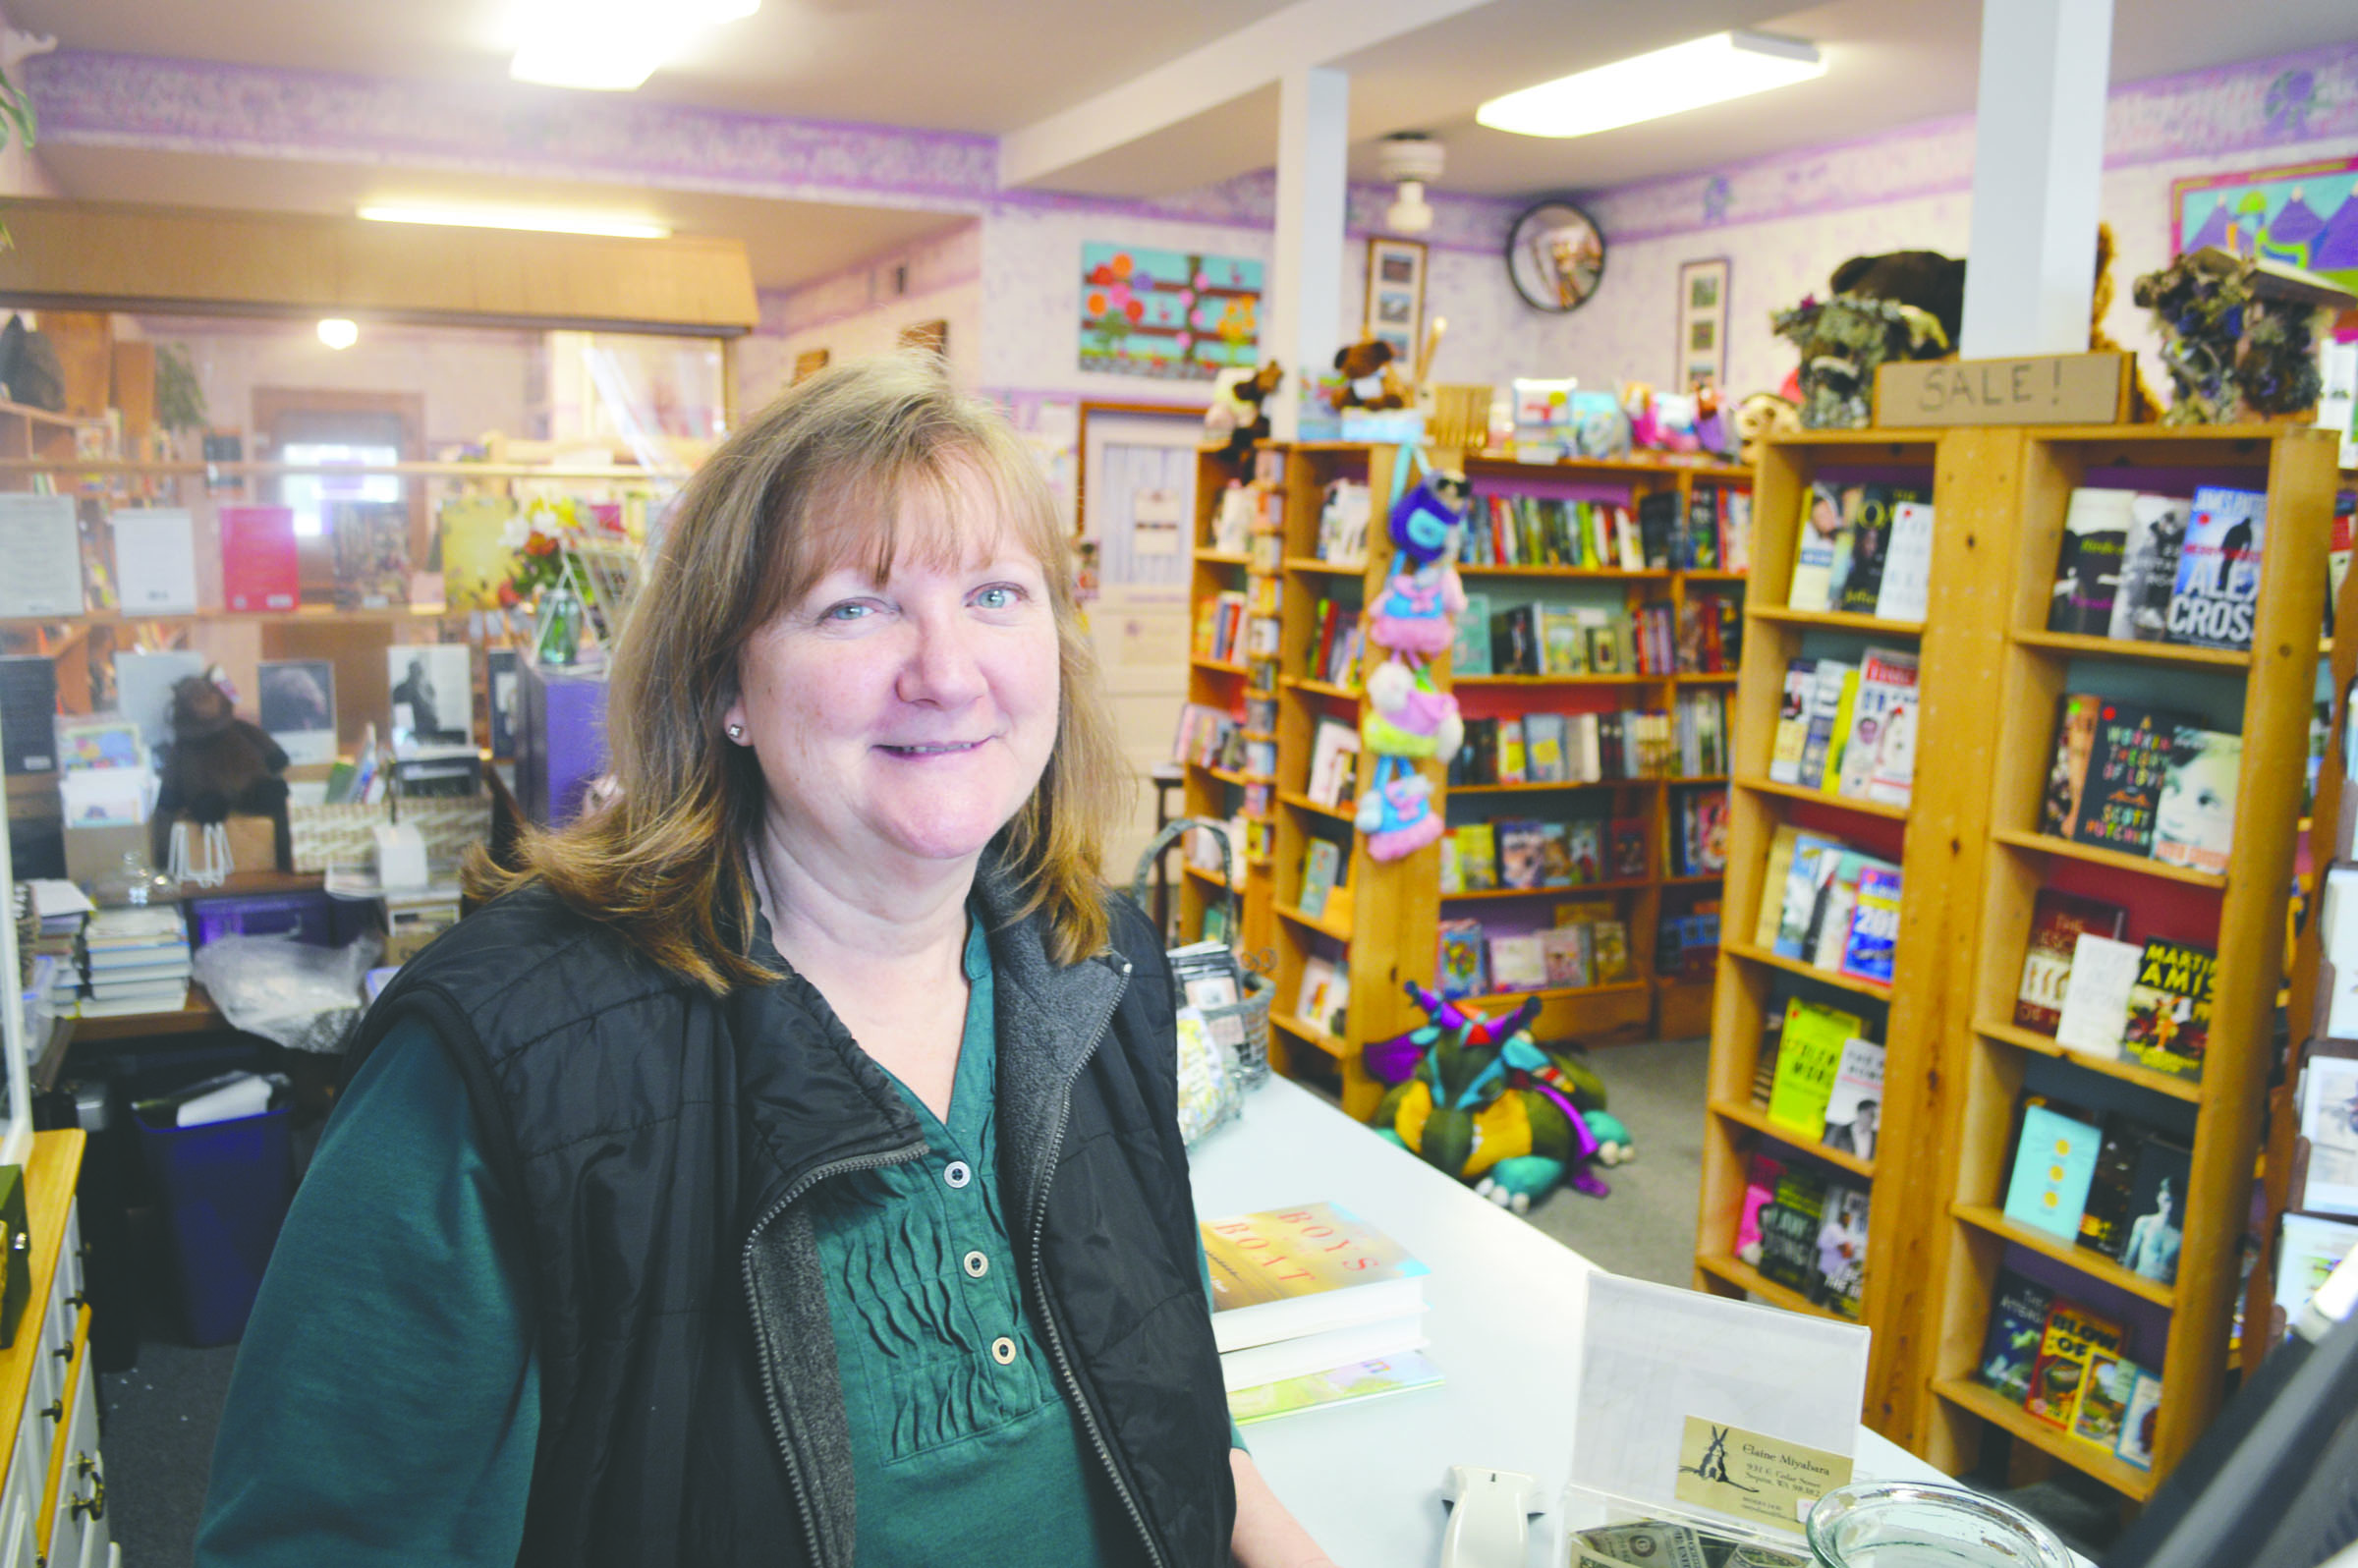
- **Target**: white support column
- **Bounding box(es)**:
[1956,0,2113,360]
[1266,67,1349,442]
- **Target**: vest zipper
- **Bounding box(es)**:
[1022,967,1172,1568]
[740,1142,926,1568]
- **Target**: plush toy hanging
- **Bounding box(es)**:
[1354,449,1470,862]
[1364,981,1633,1211]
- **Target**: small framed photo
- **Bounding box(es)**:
[1677,257,1731,394]
[1364,237,1428,364]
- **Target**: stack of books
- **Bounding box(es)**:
[1202,1203,1440,1425]
[1975,1267,2161,1471]
[2046,484,2264,651]
[80,906,194,1018]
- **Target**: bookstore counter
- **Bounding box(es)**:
[1189,1075,1983,1568]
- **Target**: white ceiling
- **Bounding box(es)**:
[12,0,2357,286]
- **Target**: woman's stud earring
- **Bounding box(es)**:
[726,723,746,742]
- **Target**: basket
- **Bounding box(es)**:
[1131,817,1273,1091]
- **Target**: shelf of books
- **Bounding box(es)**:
[1695,427,2041,1450]
[2239,471,2356,1380]
[1174,448,1286,963]
[1437,453,1750,1045]
[1265,440,1427,1118]
[1916,425,2337,1500]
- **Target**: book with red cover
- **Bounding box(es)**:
[2014,890,2129,1033]
[219,505,299,613]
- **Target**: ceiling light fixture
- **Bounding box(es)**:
[1477,30,1825,140]
[359,205,672,240]
[509,0,759,92]
[317,318,359,351]
[1377,133,1445,236]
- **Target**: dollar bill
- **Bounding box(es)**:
[1571,1522,1711,1568]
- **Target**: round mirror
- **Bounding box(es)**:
[1506,199,1606,313]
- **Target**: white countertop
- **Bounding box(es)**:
[1188,1074,1954,1567]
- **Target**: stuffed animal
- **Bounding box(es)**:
[1333,339,1411,412]
[153,673,290,863]
[1353,756,1445,860]
[1733,392,1801,466]
[1361,658,1462,758]
[1770,249,1963,428]
[1204,361,1285,466]
[1365,982,1621,1211]
[1828,250,1967,350]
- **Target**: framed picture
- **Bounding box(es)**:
[1677,257,1731,393]
[2170,155,2358,298]
[1080,243,1263,382]
[1364,237,1429,364]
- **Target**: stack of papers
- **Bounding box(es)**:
[79,905,194,1018]
[1202,1202,1438,1424]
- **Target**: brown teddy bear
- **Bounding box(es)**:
[1333,339,1411,412]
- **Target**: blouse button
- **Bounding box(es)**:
[944,1160,973,1190]
[990,1335,1018,1366]
[962,1250,989,1279]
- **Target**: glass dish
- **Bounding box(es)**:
[1806,1481,2076,1568]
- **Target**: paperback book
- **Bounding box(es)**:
[2025,1298,2124,1430]
[1976,1270,2054,1405]
[2003,1099,2103,1241]
[1811,1182,1871,1318]
[1768,997,1864,1140]
[1821,1038,1884,1161]
[2118,1135,2192,1286]
[2109,494,2189,643]
[2120,937,2215,1082]
[2041,694,2102,838]
[2013,891,2128,1034]
[2070,700,2180,857]
[2149,726,2239,875]
[220,504,300,613]
[2164,484,2266,651]
[1875,499,1935,623]
[330,499,412,611]
[1200,1203,1429,1351]
[1755,1164,1830,1295]
[2053,932,2144,1060]
[2049,487,2130,635]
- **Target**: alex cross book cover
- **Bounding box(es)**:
[2165,485,2266,651]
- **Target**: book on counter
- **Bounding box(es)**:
[2014,891,2128,1035]
[2003,1097,2104,1241]
[2120,937,2215,1082]
[1226,1350,1443,1427]
[2165,485,2266,651]
[1976,1270,2054,1406]
[2025,1298,2124,1432]
[2049,487,2130,634]
[1200,1203,1430,1391]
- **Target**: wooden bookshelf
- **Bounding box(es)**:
[1174,449,1280,967]
[1444,450,1749,1044]
[1694,426,2013,1457]
[2243,486,2358,1375]
[1913,424,2336,1497]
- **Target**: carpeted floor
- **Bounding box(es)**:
[1521,1034,1710,1285]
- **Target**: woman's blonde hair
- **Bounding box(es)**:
[470,354,1130,990]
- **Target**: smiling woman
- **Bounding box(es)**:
[194,354,1338,1568]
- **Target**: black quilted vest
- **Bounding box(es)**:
[343,870,1235,1567]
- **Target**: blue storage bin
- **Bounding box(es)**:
[134,1104,294,1346]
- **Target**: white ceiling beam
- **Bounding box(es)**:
[997,0,1492,189]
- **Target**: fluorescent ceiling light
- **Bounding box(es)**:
[1477,31,1825,139]
[510,0,758,91]
[360,205,672,240]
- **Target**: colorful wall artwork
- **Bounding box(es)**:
[1079,244,1262,381]
[2171,155,2358,294]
